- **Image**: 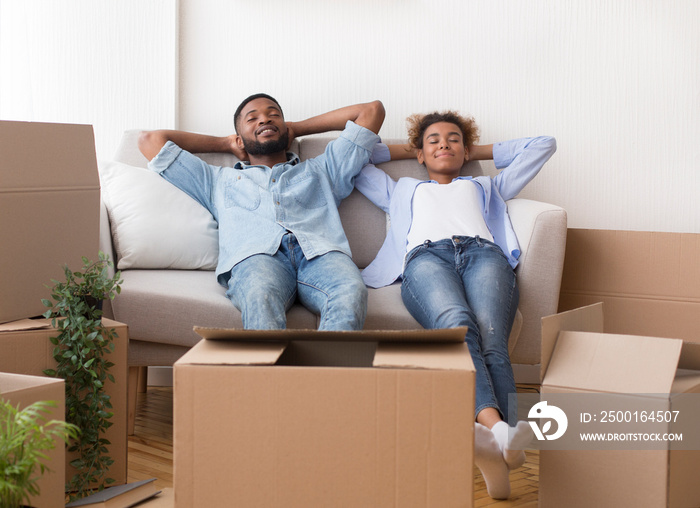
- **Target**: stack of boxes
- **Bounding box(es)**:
[0,121,128,507]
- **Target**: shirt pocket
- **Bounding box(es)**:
[288,172,327,209]
[225,175,261,210]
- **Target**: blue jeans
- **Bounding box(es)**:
[226,233,368,330]
[401,236,519,421]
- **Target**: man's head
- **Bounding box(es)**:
[233,93,289,157]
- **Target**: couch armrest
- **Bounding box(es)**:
[507,199,568,365]
[99,198,118,320]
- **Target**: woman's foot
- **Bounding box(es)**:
[474,423,511,499]
[491,420,532,470]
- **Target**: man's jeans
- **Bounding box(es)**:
[226,233,368,331]
[401,236,519,421]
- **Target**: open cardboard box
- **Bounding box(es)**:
[537,303,700,508]
[1,372,66,508]
[174,328,475,508]
[0,120,100,325]
[0,318,129,488]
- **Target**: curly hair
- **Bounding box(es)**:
[406,111,480,150]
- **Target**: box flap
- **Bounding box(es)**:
[0,372,64,396]
[175,338,288,366]
[544,331,682,393]
[374,342,474,371]
[0,319,52,333]
[679,341,700,370]
[671,369,700,393]
[1,120,99,190]
[541,302,604,381]
[193,326,468,343]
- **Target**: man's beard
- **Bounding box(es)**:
[242,130,290,156]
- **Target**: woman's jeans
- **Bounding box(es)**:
[226,232,368,331]
[401,236,519,421]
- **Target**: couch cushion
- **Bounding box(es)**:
[112,270,319,348]
[99,160,219,270]
[364,283,421,330]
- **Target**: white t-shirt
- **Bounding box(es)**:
[406,179,493,254]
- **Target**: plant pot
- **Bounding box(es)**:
[82,296,103,312]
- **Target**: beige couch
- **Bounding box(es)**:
[99,130,567,431]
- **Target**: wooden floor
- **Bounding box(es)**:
[128,387,540,507]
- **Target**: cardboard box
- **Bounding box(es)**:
[0,120,100,324]
[538,303,700,508]
[140,488,174,508]
[174,328,475,508]
[559,229,700,343]
[0,318,128,487]
[0,372,66,508]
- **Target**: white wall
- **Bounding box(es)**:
[178,0,700,233]
[0,0,177,161]
[2,1,698,233]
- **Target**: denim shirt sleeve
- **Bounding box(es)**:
[491,136,557,201]
[148,141,220,217]
[369,143,391,164]
[354,163,397,213]
[321,121,380,200]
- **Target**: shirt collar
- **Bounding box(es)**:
[234,152,300,170]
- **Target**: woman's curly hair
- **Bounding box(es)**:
[407,111,480,150]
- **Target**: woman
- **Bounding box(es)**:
[355,111,556,499]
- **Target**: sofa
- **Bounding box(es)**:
[98,130,567,432]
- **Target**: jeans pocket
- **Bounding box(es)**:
[480,239,508,261]
[404,243,426,265]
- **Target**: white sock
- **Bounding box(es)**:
[474,423,510,500]
[491,420,531,470]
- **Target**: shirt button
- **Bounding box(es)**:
[272,178,276,183]
[276,201,280,205]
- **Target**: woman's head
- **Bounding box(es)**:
[407,111,479,151]
[407,111,480,182]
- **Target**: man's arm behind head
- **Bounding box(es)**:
[137,130,242,161]
[288,100,385,138]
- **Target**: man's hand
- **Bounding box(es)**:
[285,122,297,149]
[228,134,248,161]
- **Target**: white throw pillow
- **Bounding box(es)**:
[98,160,218,270]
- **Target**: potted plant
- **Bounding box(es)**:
[41,252,123,500]
[0,399,79,508]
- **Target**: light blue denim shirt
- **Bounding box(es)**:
[356,136,557,288]
[148,120,380,286]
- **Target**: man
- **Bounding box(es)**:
[138,94,384,330]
